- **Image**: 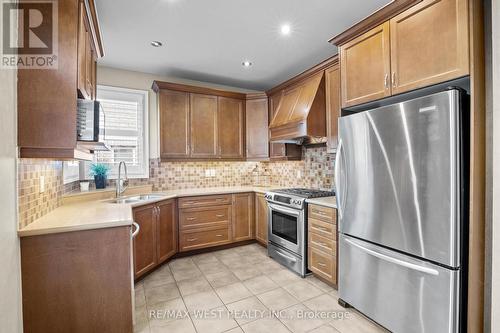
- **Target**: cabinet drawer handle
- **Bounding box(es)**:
[187,238,198,242]
[313,241,330,248]
[317,262,327,267]
[186,217,196,221]
[312,226,329,232]
[314,210,327,216]
[184,201,195,205]
[215,234,224,237]
[216,198,225,202]
[216,214,224,218]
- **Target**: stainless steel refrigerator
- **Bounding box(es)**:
[335,89,467,333]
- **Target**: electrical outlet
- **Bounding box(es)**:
[296,170,302,179]
[205,169,211,177]
[210,169,216,177]
[39,176,45,193]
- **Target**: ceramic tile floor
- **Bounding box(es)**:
[134,243,388,333]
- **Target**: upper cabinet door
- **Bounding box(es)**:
[218,97,244,159]
[190,93,218,158]
[159,90,190,159]
[340,22,391,107]
[77,2,88,99]
[325,65,341,153]
[269,92,285,158]
[389,0,469,95]
[246,98,269,160]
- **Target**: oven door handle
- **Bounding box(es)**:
[267,203,302,217]
[275,249,297,263]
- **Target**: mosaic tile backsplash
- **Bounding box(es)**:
[18,159,64,228]
[18,146,335,228]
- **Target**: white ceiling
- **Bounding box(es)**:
[96,0,391,91]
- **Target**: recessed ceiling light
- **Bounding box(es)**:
[151,41,163,47]
[280,24,291,35]
[242,61,252,67]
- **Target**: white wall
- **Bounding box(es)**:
[0,59,22,332]
[96,66,259,159]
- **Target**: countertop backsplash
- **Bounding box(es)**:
[18,146,335,228]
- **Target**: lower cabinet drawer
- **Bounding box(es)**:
[179,227,231,252]
[309,232,336,254]
[178,195,232,208]
[179,206,231,230]
[308,246,336,284]
[308,204,335,222]
[309,218,336,239]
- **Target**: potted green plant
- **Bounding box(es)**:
[89,163,110,189]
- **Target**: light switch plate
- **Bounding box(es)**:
[39,175,45,193]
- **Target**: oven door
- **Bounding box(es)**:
[267,203,304,255]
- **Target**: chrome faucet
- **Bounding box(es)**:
[116,161,129,197]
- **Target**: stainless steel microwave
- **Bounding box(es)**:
[77,99,104,142]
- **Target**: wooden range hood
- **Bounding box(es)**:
[268,72,326,145]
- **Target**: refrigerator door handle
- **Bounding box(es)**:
[344,237,440,276]
[335,139,343,219]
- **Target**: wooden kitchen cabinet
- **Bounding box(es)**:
[340,22,391,107]
[245,95,269,160]
[232,193,255,242]
[307,204,338,287]
[179,195,232,251]
[133,204,157,279]
[18,0,103,159]
[325,64,341,153]
[338,0,469,107]
[78,1,97,100]
[159,90,190,159]
[255,193,268,245]
[269,92,285,159]
[20,227,133,332]
[190,93,218,158]
[218,97,245,159]
[156,199,178,264]
[133,199,177,279]
[154,81,249,161]
[389,0,469,94]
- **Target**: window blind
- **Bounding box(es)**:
[84,85,149,179]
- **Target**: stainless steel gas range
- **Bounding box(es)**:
[264,188,334,277]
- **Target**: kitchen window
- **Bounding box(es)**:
[84,85,149,179]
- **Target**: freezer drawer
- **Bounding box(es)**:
[339,234,460,333]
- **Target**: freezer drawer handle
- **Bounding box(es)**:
[344,238,439,276]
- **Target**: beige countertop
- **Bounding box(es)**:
[18,186,279,237]
[306,196,338,209]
